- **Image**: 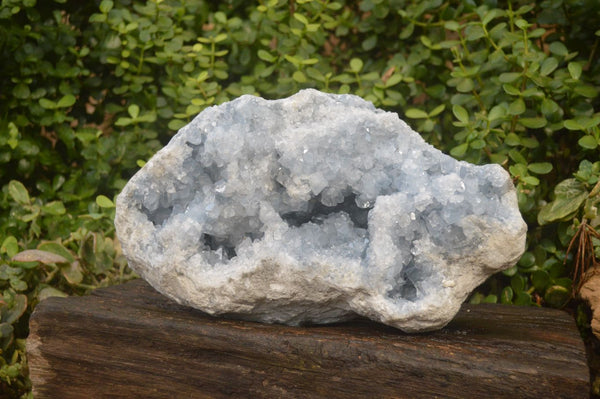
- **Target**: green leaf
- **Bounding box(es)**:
[470,139,485,149]
[554,277,573,289]
[452,104,469,123]
[514,292,532,306]
[37,242,75,263]
[114,117,132,127]
[8,180,30,205]
[60,261,84,285]
[293,13,308,25]
[137,112,157,123]
[12,83,30,99]
[511,274,525,293]
[541,98,559,116]
[457,78,474,92]
[257,50,277,62]
[564,119,583,130]
[505,133,521,146]
[41,201,66,215]
[420,35,440,49]
[502,84,521,96]
[500,286,514,304]
[405,108,429,119]
[532,270,551,292]
[39,98,57,109]
[556,178,587,198]
[519,117,547,128]
[527,162,553,174]
[498,72,521,83]
[549,42,568,56]
[2,294,26,324]
[384,74,402,87]
[521,88,543,98]
[530,28,545,38]
[349,58,363,73]
[362,35,377,51]
[331,73,354,84]
[38,286,68,301]
[422,119,435,132]
[518,251,536,268]
[522,176,540,186]
[99,0,113,13]
[214,11,227,23]
[579,116,600,129]
[508,98,525,115]
[7,122,19,149]
[213,33,228,43]
[538,178,588,225]
[307,24,321,33]
[578,135,598,149]
[574,85,598,98]
[284,54,302,67]
[57,94,76,108]
[168,119,187,131]
[128,104,140,119]
[0,323,13,340]
[521,136,540,148]
[469,292,484,304]
[488,105,506,121]
[96,195,115,208]
[520,136,538,148]
[1,236,19,258]
[515,19,529,30]
[450,142,468,157]
[544,285,570,308]
[540,57,558,76]
[400,23,414,39]
[428,104,445,117]
[568,62,582,80]
[465,24,485,41]
[576,160,595,182]
[21,207,41,223]
[89,13,107,23]
[292,70,307,83]
[444,21,460,31]
[482,9,502,26]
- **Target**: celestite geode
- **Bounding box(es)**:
[115,89,527,332]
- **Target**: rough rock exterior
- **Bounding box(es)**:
[579,267,600,339]
[115,89,527,332]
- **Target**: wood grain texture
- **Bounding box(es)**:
[28,279,589,398]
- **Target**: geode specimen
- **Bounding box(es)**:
[115,89,527,332]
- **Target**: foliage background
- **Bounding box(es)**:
[1,0,599,396]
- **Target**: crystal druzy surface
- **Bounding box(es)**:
[115,89,527,332]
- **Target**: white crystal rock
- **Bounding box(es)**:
[115,89,527,332]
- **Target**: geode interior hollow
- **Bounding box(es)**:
[115,89,527,332]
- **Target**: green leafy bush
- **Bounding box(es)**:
[1,0,599,396]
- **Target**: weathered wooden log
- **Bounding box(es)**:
[28,279,589,398]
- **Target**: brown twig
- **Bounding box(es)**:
[565,218,600,295]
